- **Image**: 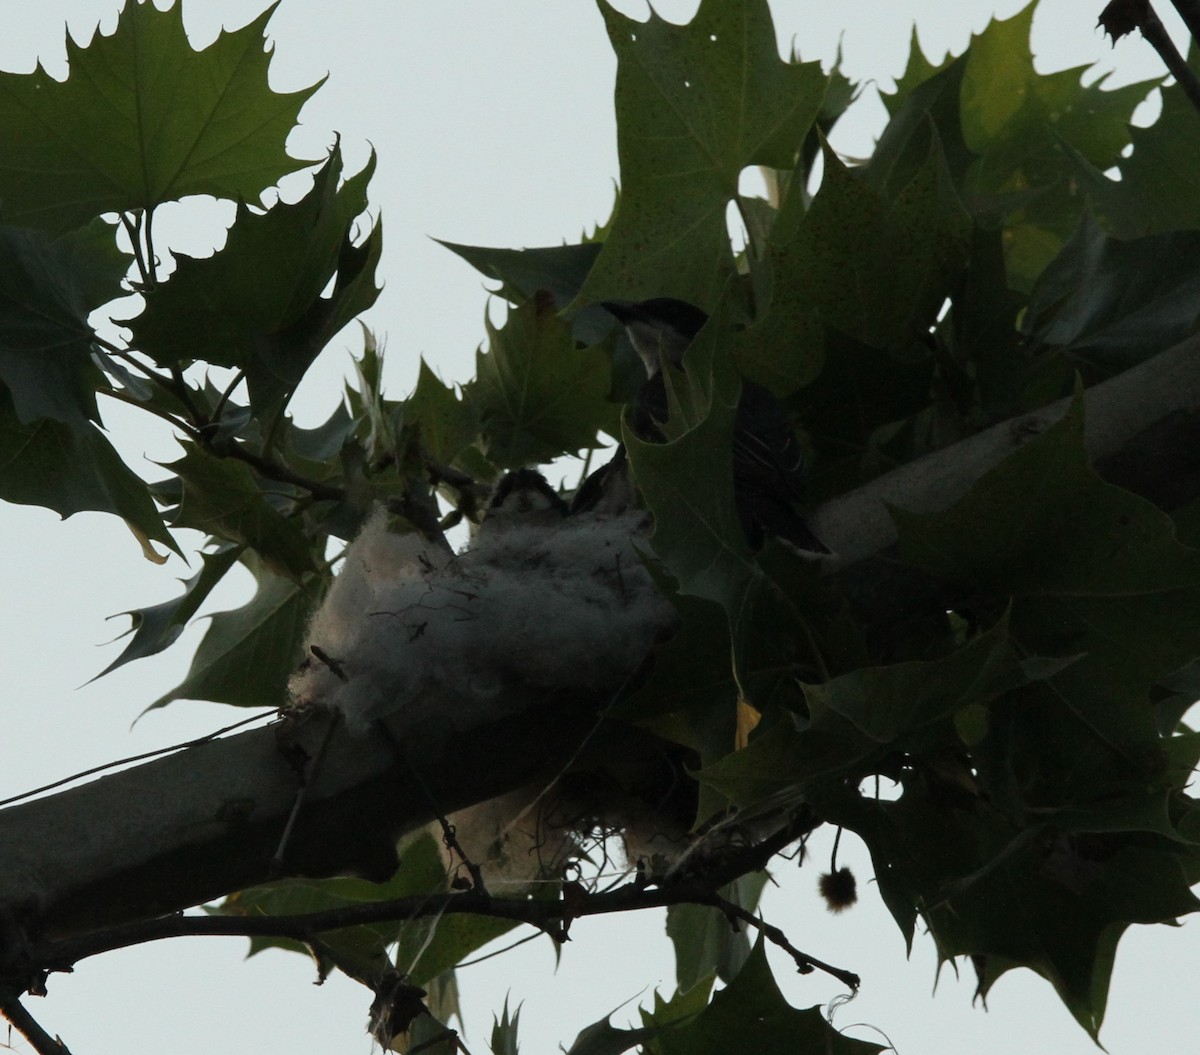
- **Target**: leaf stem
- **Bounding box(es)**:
[120,211,152,289]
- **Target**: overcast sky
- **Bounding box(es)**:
[1,1,1195,1053]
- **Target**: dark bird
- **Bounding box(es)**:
[481,468,569,534]
[599,297,828,554]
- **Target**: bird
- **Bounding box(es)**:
[481,467,569,534]
[599,297,828,554]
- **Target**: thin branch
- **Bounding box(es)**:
[32,813,857,994]
[0,991,73,1055]
[1142,2,1200,115]
[711,894,861,992]
[35,871,861,992]
[0,711,274,809]
[223,444,346,503]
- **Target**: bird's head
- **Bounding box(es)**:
[601,298,710,378]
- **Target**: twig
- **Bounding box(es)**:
[710,894,861,992]
[1101,0,1200,115]
[371,718,490,895]
[0,711,274,809]
[33,813,855,995]
[224,444,346,503]
[0,991,73,1055]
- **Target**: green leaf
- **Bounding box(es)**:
[163,442,317,581]
[666,873,767,992]
[130,146,381,413]
[893,396,1200,598]
[92,544,242,680]
[743,136,969,397]
[489,997,522,1055]
[394,909,521,989]
[470,293,612,468]
[869,56,973,198]
[220,830,447,952]
[564,1017,653,1055]
[803,613,1078,744]
[623,305,818,797]
[1023,214,1200,377]
[0,386,176,555]
[957,3,1155,287]
[582,0,827,307]
[437,240,601,307]
[149,552,320,710]
[880,28,953,117]
[406,359,479,469]
[624,328,756,601]
[0,220,131,426]
[1099,49,1200,235]
[0,1,320,233]
[842,780,1199,1040]
[652,940,882,1055]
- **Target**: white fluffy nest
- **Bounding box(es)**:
[289,507,676,733]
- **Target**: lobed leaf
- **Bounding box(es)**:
[0,1,320,233]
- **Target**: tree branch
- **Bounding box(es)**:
[35,825,856,995]
[811,331,1200,568]
[0,332,1195,994]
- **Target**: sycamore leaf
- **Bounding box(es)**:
[148,552,320,710]
[92,544,242,680]
[0,1,320,233]
[406,359,479,468]
[830,781,1200,1041]
[0,220,131,427]
[1097,49,1200,234]
[880,28,954,117]
[624,303,754,600]
[437,240,601,308]
[0,386,177,554]
[583,0,827,307]
[740,138,969,396]
[957,2,1155,288]
[216,830,447,959]
[1023,214,1200,377]
[129,146,381,413]
[892,399,1200,781]
[564,1017,654,1055]
[961,4,1156,187]
[162,442,317,581]
[471,292,612,468]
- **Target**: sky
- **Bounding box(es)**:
[0,1,1196,1052]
